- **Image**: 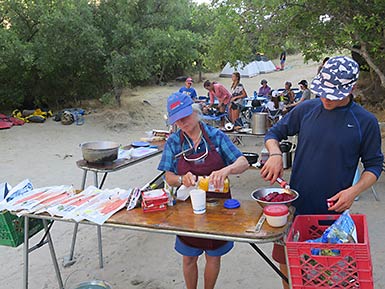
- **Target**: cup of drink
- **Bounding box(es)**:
[189,189,206,214]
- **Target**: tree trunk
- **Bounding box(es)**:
[114,86,122,107]
[351,43,385,89]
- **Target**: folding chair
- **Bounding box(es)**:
[266,108,282,126]
[201,112,230,127]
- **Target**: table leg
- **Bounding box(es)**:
[93,171,104,269]
[63,222,79,267]
[249,243,289,284]
[93,171,99,188]
[80,169,87,191]
[63,170,88,267]
[43,219,64,289]
[97,225,104,268]
[23,216,30,289]
[99,173,108,189]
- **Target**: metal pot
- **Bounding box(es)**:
[251,112,268,134]
[81,141,119,164]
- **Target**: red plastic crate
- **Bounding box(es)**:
[286,214,373,289]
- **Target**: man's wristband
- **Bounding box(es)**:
[269,153,283,157]
[178,175,183,186]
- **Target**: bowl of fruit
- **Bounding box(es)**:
[251,187,299,208]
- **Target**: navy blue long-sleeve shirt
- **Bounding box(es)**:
[265,98,383,215]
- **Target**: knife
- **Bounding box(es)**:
[254,214,266,232]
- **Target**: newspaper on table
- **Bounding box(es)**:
[16,185,75,216]
[1,179,33,205]
[2,186,52,211]
[0,183,136,226]
[65,188,132,224]
[46,186,101,217]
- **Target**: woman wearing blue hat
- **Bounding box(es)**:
[158,92,248,289]
[260,56,383,289]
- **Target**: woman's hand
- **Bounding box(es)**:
[209,167,230,190]
[182,172,197,187]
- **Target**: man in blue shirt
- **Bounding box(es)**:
[179,77,198,101]
[260,56,383,289]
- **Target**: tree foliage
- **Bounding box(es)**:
[0,0,208,108]
[1,0,385,108]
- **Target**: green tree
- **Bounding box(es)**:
[240,0,385,91]
[0,0,106,108]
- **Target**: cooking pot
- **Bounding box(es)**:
[252,112,268,134]
[81,141,119,164]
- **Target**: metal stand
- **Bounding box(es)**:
[249,243,289,285]
[23,217,64,289]
[63,169,105,268]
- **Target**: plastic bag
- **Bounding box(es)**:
[306,210,357,256]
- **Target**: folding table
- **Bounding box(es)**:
[20,198,294,289]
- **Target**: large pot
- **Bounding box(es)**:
[251,112,268,134]
[81,141,119,163]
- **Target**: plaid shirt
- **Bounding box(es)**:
[158,122,243,174]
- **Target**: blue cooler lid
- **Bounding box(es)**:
[224,199,240,209]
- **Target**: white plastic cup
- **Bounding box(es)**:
[189,189,206,214]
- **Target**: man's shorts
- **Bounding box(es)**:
[175,236,234,257]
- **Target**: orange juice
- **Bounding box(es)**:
[197,176,229,193]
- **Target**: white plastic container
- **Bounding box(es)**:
[263,204,289,227]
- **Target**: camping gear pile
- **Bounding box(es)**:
[53,108,85,125]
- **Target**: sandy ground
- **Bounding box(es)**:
[1,54,385,289]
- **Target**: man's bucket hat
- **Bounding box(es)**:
[311,56,359,100]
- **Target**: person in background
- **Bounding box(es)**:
[158,92,249,289]
[317,57,330,75]
[257,79,271,97]
[203,80,232,126]
[279,48,286,70]
[279,81,295,105]
[229,72,247,125]
[179,77,198,101]
[284,79,311,111]
[265,90,284,111]
[260,56,383,289]
[263,90,284,125]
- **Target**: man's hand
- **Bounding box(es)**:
[260,155,283,185]
[327,188,358,212]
